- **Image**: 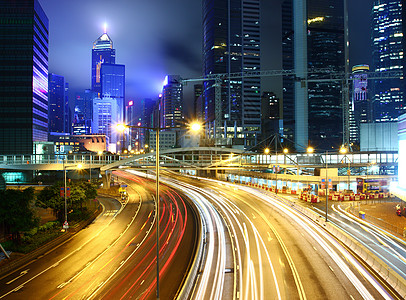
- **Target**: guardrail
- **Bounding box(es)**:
[176,193,205,300]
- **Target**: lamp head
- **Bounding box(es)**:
[116,123,126,132]
[190,122,202,132]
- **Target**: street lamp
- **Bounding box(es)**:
[116,121,201,299]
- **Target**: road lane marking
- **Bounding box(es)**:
[267,232,272,242]
[6,269,29,285]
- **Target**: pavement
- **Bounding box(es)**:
[348,199,406,238]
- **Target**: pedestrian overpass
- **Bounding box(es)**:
[0,147,398,172]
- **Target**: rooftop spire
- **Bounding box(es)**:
[103,22,107,34]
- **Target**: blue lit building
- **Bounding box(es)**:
[92,30,115,96]
[0,0,49,154]
[73,89,97,135]
[92,96,123,153]
[202,0,261,149]
[372,0,404,122]
[48,73,66,133]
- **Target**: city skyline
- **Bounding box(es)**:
[40,0,374,116]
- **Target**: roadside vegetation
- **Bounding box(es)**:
[0,181,98,254]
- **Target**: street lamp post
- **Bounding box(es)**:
[64,163,68,230]
[63,162,83,231]
[116,121,201,300]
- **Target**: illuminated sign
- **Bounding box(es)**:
[307,17,324,25]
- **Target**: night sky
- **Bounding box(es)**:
[40,0,374,116]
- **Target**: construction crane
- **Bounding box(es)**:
[181,68,403,148]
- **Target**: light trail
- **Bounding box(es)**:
[201,177,392,300]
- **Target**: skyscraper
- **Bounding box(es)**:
[92,29,115,96]
[161,75,184,129]
[202,0,261,149]
[101,63,125,122]
[0,0,49,154]
[372,0,404,122]
[350,65,371,145]
[261,92,281,142]
[92,96,123,153]
[48,73,66,133]
[73,89,97,135]
[282,0,345,150]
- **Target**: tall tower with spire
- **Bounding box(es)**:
[92,26,115,96]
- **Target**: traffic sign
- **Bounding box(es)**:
[63,221,69,229]
[120,184,127,188]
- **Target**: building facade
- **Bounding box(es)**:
[161,75,184,129]
[0,0,49,154]
[261,92,281,142]
[350,65,371,145]
[73,89,97,135]
[372,0,404,122]
[282,0,345,151]
[202,0,261,149]
[48,73,66,134]
[92,96,123,153]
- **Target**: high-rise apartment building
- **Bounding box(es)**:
[282,0,345,151]
[92,30,115,96]
[203,0,261,149]
[372,0,404,122]
[0,0,49,154]
[48,73,66,133]
[161,75,184,129]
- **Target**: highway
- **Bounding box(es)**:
[0,171,198,300]
[155,171,398,300]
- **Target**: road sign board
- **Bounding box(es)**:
[120,184,127,188]
[63,221,69,229]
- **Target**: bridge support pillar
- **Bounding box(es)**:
[101,171,112,189]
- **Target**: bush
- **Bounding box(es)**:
[38,221,59,231]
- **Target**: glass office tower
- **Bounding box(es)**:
[282,0,345,150]
[203,0,261,149]
[48,73,66,133]
[372,0,404,122]
[92,31,116,96]
[0,0,49,154]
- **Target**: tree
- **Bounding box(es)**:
[0,188,39,242]
[36,183,64,221]
[37,180,98,222]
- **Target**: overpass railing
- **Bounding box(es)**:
[0,154,121,166]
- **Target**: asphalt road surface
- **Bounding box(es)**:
[0,171,198,300]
